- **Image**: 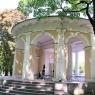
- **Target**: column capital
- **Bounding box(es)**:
[53,42,58,45]
[25,32,31,38]
[84,46,92,49]
[56,29,66,33]
[21,32,31,41]
[15,48,24,51]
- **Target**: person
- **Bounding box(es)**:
[42,65,45,79]
[53,70,54,77]
[38,72,41,79]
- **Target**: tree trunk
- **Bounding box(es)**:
[10,68,12,76]
[5,67,8,76]
[93,26,95,35]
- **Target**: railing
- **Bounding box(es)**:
[68,75,85,82]
[43,75,53,80]
[34,73,53,80]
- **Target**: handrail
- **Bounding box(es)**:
[68,75,85,82]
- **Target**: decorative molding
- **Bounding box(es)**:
[12,17,92,37]
[84,46,92,49]
[65,32,90,47]
[15,48,24,51]
[31,31,56,44]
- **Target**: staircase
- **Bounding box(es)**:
[0,79,78,95]
[0,79,55,95]
[1,78,95,95]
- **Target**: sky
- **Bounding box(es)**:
[0,0,19,11]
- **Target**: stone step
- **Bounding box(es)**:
[0,88,54,95]
[4,84,54,92]
[12,82,54,86]
[54,90,68,95]
[0,80,55,95]
[1,85,54,93]
[2,85,54,91]
[4,83,54,88]
[3,80,54,87]
[5,79,54,84]
[0,90,14,95]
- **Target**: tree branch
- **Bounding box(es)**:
[66,0,94,25]
[62,7,86,13]
[66,0,75,4]
[76,0,93,21]
[92,0,95,20]
[86,1,94,26]
[61,0,92,14]
[78,1,95,33]
[77,1,88,5]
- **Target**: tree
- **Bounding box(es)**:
[0,9,26,33]
[0,45,4,75]
[18,0,95,34]
[0,30,13,76]
[0,9,26,76]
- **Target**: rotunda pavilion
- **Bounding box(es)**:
[12,16,95,81]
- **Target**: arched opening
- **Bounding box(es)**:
[67,36,85,81]
[31,33,54,79]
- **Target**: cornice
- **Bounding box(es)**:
[12,16,93,37]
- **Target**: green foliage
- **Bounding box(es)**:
[17,0,31,16]
[0,46,4,74]
[18,0,95,34]
[18,0,92,19]
[0,10,25,76]
[0,30,14,75]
